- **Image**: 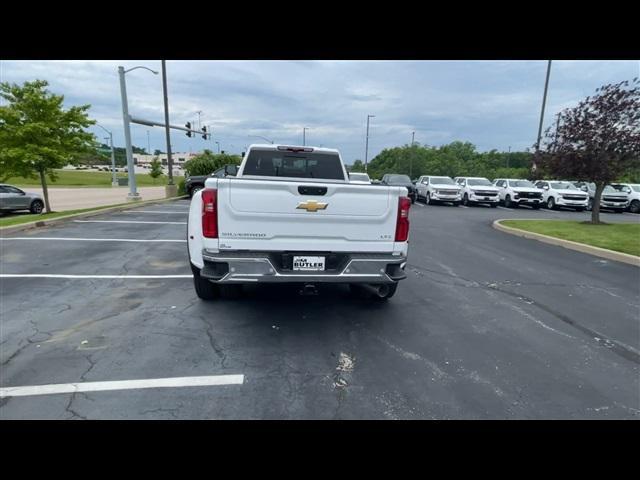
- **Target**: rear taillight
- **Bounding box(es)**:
[202,188,218,238]
[395,196,411,242]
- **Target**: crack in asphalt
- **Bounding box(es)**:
[197,314,227,368]
[407,263,640,365]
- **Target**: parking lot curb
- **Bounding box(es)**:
[0,195,189,235]
[493,219,640,267]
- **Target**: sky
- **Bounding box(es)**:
[1,60,638,164]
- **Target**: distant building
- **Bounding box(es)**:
[132,152,199,167]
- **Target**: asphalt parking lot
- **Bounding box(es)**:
[1,199,639,419]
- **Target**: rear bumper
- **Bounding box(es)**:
[200,250,407,284]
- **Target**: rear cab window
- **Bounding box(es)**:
[242,149,346,181]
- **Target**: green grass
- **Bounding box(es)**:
[5,169,183,188]
[0,204,134,227]
[501,220,640,257]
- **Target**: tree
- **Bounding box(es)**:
[0,80,95,213]
[183,149,242,177]
[149,157,163,183]
[536,78,640,224]
[350,159,365,172]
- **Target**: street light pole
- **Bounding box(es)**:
[364,115,375,172]
[533,60,552,172]
[303,127,309,146]
[96,123,117,186]
[118,65,158,201]
[161,60,175,188]
[215,141,220,154]
[507,145,511,168]
[410,131,415,177]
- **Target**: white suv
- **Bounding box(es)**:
[493,178,543,209]
[454,177,500,207]
[415,175,462,206]
[611,183,640,214]
[533,180,588,211]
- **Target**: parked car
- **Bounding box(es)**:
[415,175,462,206]
[533,180,588,211]
[185,164,239,198]
[573,182,629,213]
[0,184,45,214]
[348,172,371,184]
[492,179,542,209]
[611,183,640,214]
[187,144,411,301]
[454,177,499,207]
[381,174,417,203]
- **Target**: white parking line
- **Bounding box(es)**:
[0,237,186,243]
[0,274,192,279]
[497,206,512,211]
[459,205,469,209]
[415,202,425,207]
[73,220,187,225]
[121,211,188,214]
[0,374,244,398]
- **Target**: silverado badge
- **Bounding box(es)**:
[296,200,328,212]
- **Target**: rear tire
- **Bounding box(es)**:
[30,200,44,214]
[505,195,516,208]
[191,263,220,300]
[587,198,593,211]
[463,193,469,206]
[189,186,203,198]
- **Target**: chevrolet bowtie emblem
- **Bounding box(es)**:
[296,200,328,212]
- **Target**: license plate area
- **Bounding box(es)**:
[292,256,325,271]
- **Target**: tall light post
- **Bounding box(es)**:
[215,141,220,154]
[533,60,552,172]
[302,127,309,146]
[161,60,175,191]
[507,145,511,168]
[195,110,203,130]
[410,131,415,177]
[146,130,151,155]
[95,123,118,186]
[118,65,159,201]
[364,114,375,172]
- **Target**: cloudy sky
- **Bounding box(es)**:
[1,60,638,164]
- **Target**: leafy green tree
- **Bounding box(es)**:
[349,159,365,172]
[536,78,640,224]
[0,79,95,212]
[183,149,242,177]
[149,157,163,183]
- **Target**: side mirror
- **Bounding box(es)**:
[224,164,238,176]
[543,185,549,190]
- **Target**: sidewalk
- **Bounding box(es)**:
[19,187,169,211]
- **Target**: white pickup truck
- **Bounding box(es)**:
[187,144,411,301]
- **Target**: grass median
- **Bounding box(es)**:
[0,204,134,228]
[500,220,640,257]
[5,169,184,188]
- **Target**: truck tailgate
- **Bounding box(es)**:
[215,179,404,252]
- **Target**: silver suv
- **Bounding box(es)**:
[0,184,45,214]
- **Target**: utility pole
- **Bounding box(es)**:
[364,114,375,172]
[534,60,552,171]
[410,131,415,177]
[96,123,117,186]
[118,66,140,200]
[161,60,175,191]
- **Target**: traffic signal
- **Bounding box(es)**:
[202,126,207,140]
[185,122,192,137]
